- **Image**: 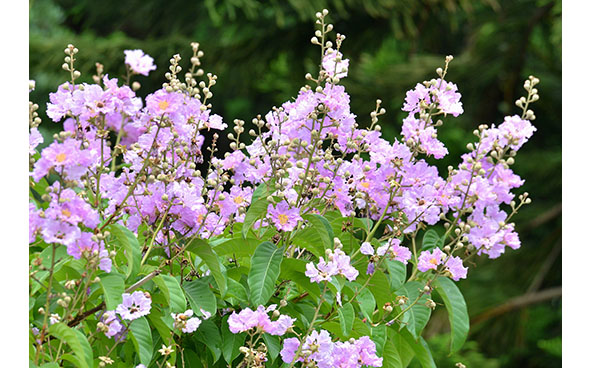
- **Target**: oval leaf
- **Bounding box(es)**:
[433,277,469,353]
[183,277,217,316]
[421,229,440,251]
[153,275,187,313]
[109,224,141,280]
[395,281,431,339]
[48,323,93,368]
[129,317,153,366]
[99,273,125,311]
[338,302,355,337]
[248,242,284,306]
[186,239,227,294]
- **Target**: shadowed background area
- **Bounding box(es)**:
[29,0,561,366]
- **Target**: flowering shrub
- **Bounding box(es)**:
[28,9,540,368]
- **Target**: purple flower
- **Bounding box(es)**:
[116,291,152,320]
[146,89,183,116]
[101,311,124,339]
[444,256,468,281]
[305,248,358,283]
[227,305,295,336]
[29,128,43,155]
[281,330,382,368]
[280,337,300,364]
[268,201,302,232]
[360,242,374,255]
[322,49,349,79]
[124,49,157,76]
[32,138,96,182]
[417,248,445,272]
[172,310,202,333]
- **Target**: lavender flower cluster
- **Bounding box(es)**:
[29,10,540,367]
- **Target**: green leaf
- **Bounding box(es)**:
[247,241,284,305]
[279,258,321,298]
[383,329,404,368]
[99,273,125,310]
[385,260,407,292]
[109,224,141,280]
[153,275,187,312]
[39,363,60,368]
[183,277,217,316]
[433,277,469,353]
[128,317,153,366]
[48,323,93,368]
[421,229,441,251]
[226,277,249,302]
[263,334,281,361]
[221,315,246,364]
[214,237,259,257]
[302,213,334,249]
[367,270,392,312]
[391,329,415,367]
[357,287,377,321]
[338,302,355,337]
[186,239,227,294]
[242,182,271,238]
[194,319,222,362]
[371,324,387,357]
[148,307,174,345]
[395,281,431,339]
[398,328,436,368]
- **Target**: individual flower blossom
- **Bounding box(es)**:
[322,49,349,79]
[171,310,202,333]
[417,248,445,272]
[199,308,212,319]
[31,327,42,345]
[227,305,295,336]
[101,311,124,339]
[146,89,183,116]
[116,291,152,320]
[124,49,157,76]
[353,336,383,367]
[40,219,81,246]
[158,345,174,356]
[443,256,468,281]
[135,365,147,368]
[378,239,412,264]
[497,115,537,150]
[49,314,61,325]
[268,201,302,232]
[306,247,358,283]
[29,128,43,155]
[360,242,374,255]
[32,138,96,182]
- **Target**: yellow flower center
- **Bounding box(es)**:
[234,196,244,204]
[429,258,439,265]
[277,214,289,225]
[158,100,170,111]
[56,153,67,163]
[61,209,72,218]
[360,182,370,189]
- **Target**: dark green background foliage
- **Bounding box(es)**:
[30,0,561,366]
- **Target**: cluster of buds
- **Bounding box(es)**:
[516,75,540,120]
[62,44,81,84]
[238,344,268,368]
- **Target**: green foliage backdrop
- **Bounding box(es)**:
[29,0,561,366]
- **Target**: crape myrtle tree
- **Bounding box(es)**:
[29,9,540,368]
